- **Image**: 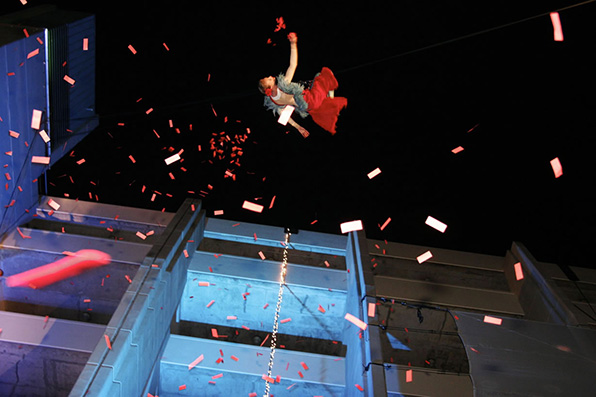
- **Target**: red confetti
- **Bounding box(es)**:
[274,16,286,32]
[104,334,112,350]
[128,44,137,54]
[550,12,564,41]
[550,157,563,178]
[355,384,364,391]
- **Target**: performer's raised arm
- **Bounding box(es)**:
[284,32,298,83]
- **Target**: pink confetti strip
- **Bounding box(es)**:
[300,362,309,370]
[165,153,180,165]
[188,354,203,370]
[198,281,210,286]
[47,198,60,211]
[345,313,367,330]
[355,384,364,391]
[550,157,563,178]
[206,300,215,308]
[128,44,137,54]
[269,195,276,209]
[340,220,363,234]
[483,315,502,325]
[104,334,112,350]
[39,130,50,143]
[451,146,464,154]
[416,250,433,264]
[318,305,326,313]
[367,167,381,179]
[278,105,295,125]
[31,109,42,130]
[63,75,75,85]
[550,12,564,41]
[280,318,291,323]
[83,38,88,51]
[425,216,447,233]
[242,200,263,213]
[406,369,413,382]
[31,156,50,165]
[226,315,237,320]
[367,302,376,318]
[258,251,266,260]
[380,217,392,231]
[9,130,20,138]
[27,48,39,59]
[213,210,224,216]
[514,262,524,280]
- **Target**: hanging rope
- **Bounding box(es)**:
[264,231,291,397]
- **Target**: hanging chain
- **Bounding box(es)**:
[264,231,291,397]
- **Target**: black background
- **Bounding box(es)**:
[4,1,596,269]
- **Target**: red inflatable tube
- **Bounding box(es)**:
[5,249,111,289]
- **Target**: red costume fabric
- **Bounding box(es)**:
[302,67,348,134]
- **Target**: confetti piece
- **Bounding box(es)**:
[47,198,60,211]
[163,42,170,51]
[324,260,330,267]
[258,251,266,260]
[406,369,413,382]
[83,38,88,51]
[231,355,239,361]
[188,354,204,370]
[425,216,447,233]
[39,130,50,143]
[104,334,112,350]
[318,305,326,313]
[416,250,433,264]
[483,315,502,325]
[242,200,263,213]
[165,153,180,165]
[367,302,376,318]
[367,167,381,179]
[199,281,210,286]
[263,303,269,309]
[211,328,219,338]
[550,12,564,41]
[227,316,237,320]
[300,362,309,370]
[136,231,147,240]
[128,44,137,54]
[63,75,75,85]
[20,0,27,4]
[280,318,291,323]
[514,262,524,280]
[6,249,110,289]
[451,146,464,154]
[345,313,367,330]
[9,130,20,138]
[380,217,391,231]
[278,105,295,125]
[262,374,275,383]
[274,16,286,32]
[269,195,276,209]
[206,300,215,308]
[27,48,39,59]
[249,393,257,397]
[340,220,363,234]
[178,385,186,390]
[297,371,304,378]
[213,210,224,216]
[32,156,50,165]
[550,157,563,178]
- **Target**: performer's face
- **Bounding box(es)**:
[260,76,275,89]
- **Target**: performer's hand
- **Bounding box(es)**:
[297,125,309,138]
[287,32,298,44]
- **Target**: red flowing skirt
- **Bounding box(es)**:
[302,67,348,134]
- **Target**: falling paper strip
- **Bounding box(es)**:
[345,312,367,330]
[380,217,391,231]
[104,334,112,350]
[550,157,563,178]
[340,220,363,234]
[32,156,50,165]
[367,167,381,179]
[550,12,564,41]
[83,38,88,51]
[514,262,524,280]
[406,369,413,382]
[425,216,447,233]
[242,200,264,213]
[483,315,503,325]
[63,75,75,85]
[27,48,39,59]
[31,109,42,129]
[367,302,376,318]
[47,198,60,211]
[39,130,50,143]
[278,105,295,125]
[188,354,204,370]
[165,153,180,165]
[452,146,464,154]
[416,251,433,264]
[214,210,224,216]
[258,251,266,260]
[355,384,364,391]
[128,44,137,54]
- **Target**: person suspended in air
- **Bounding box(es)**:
[258,32,347,137]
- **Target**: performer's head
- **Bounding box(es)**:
[258,76,276,96]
